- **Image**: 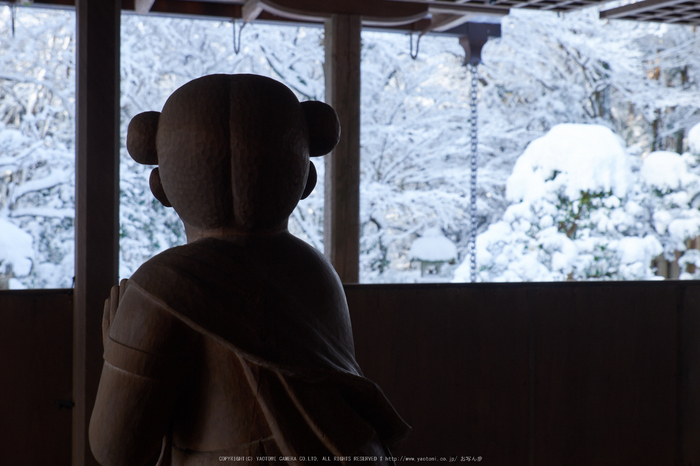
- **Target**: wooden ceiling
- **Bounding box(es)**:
[4,0,611,34]
[600,0,700,26]
[8,0,700,31]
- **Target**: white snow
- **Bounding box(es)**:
[4,7,700,286]
[10,171,68,204]
[653,210,673,235]
[668,217,700,246]
[8,278,27,289]
[454,121,693,282]
[539,227,577,272]
[0,218,33,276]
[640,151,693,191]
[10,207,74,218]
[409,228,457,262]
[679,249,700,275]
[506,124,631,203]
[688,122,700,154]
[617,236,663,265]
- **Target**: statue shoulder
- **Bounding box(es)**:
[128,242,205,290]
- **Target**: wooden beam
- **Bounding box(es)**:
[324,14,361,284]
[427,1,509,15]
[242,0,264,22]
[141,0,243,18]
[74,1,120,465]
[255,0,427,25]
[427,0,504,33]
[249,0,509,26]
[134,0,155,15]
[16,0,507,33]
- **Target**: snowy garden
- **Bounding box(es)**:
[2,5,700,288]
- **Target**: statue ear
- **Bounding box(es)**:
[127,111,160,165]
[301,101,340,157]
[129,112,170,207]
[149,168,172,207]
[300,161,317,200]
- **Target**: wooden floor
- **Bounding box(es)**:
[3,281,700,465]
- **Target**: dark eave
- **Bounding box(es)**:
[3,0,630,36]
[601,0,700,26]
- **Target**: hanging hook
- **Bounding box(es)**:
[232,19,246,55]
[409,32,423,60]
[11,3,16,39]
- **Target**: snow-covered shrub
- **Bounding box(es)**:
[455,124,700,282]
[640,150,700,278]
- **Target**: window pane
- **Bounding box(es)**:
[0,7,75,289]
[118,16,326,278]
[360,11,700,283]
[360,31,468,283]
[6,7,699,287]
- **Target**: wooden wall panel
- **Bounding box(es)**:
[346,284,531,463]
[345,281,700,465]
[4,282,700,465]
[680,285,700,464]
[531,283,678,465]
[0,289,73,466]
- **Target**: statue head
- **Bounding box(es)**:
[126,74,339,233]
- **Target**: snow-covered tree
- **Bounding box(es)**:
[4,5,700,287]
[359,32,473,282]
[0,7,75,288]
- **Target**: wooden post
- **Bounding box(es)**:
[73,1,120,465]
[324,14,361,283]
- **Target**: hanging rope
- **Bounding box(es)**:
[467,63,479,283]
[232,19,246,55]
[409,32,423,60]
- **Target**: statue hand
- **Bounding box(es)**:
[102,279,128,348]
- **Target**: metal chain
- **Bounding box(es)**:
[468,63,479,283]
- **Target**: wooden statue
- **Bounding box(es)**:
[89,74,410,466]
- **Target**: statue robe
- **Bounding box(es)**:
[93,233,409,465]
